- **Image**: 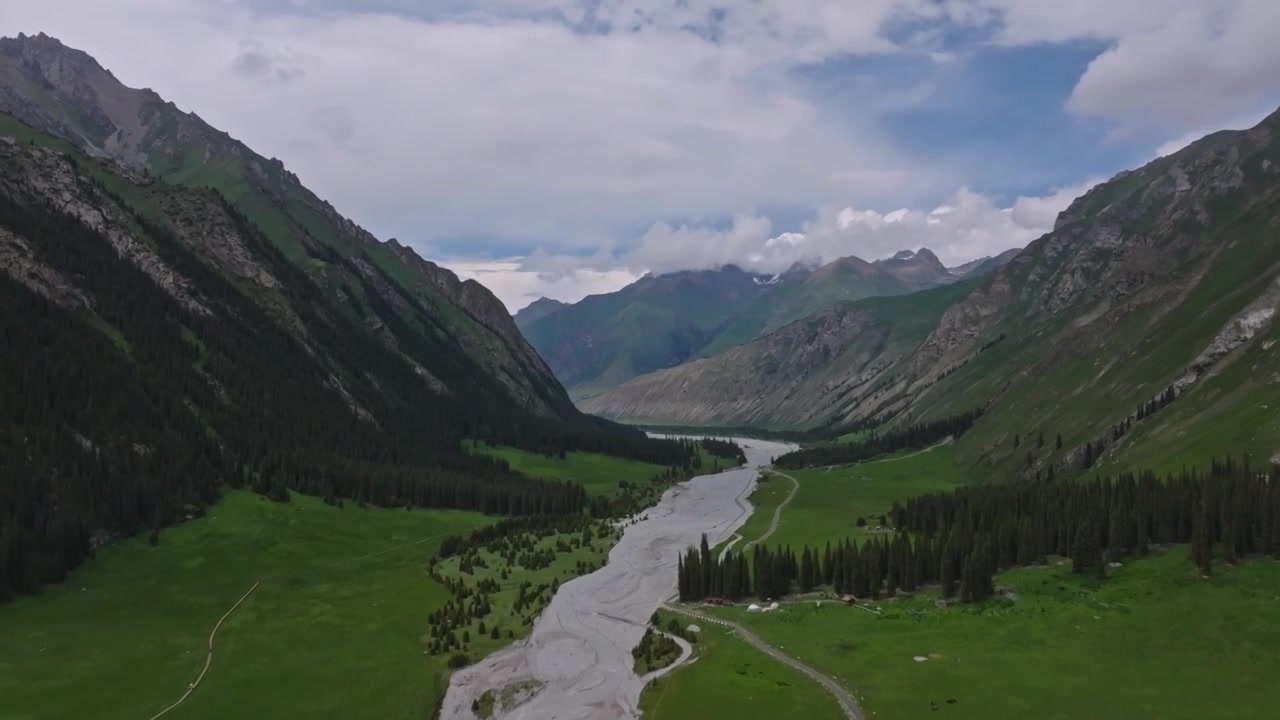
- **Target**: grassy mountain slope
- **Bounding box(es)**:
[580,278,980,428]
[521,265,772,396]
[0,32,569,418]
[523,246,996,396]
[586,110,1280,476]
[0,37,695,603]
[696,252,950,357]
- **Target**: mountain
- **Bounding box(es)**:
[948,248,1020,278]
[519,265,773,396]
[579,278,981,427]
[695,247,970,357]
[514,296,569,329]
[0,33,572,417]
[521,244,1010,394]
[584,108,1280,477]
[0,35,685,600]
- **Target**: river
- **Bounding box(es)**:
[439,438,795,720]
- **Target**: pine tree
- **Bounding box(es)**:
[1191,502,1212,577]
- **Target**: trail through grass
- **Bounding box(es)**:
[639,611,844,720]
[0,491,490,719]
[764,446,979,551]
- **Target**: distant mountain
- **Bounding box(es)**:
[947,248,1020,278]
[0,34,683,600]
[696,247,975,357]
[514,296,569,330]
[521,243,1014,392]
[520,265,773,396]
[583,107,1280,479]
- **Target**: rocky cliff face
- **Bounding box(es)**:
[0,33,571,419]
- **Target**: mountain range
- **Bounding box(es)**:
[582,108,1280,479]
[0,33,682,597]
[516,246,1016,396]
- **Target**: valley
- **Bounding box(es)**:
[439,438,794,720]
[2,14,1279,720]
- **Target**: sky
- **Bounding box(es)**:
[9,0,1280,310]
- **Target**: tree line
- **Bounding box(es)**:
[0,152,698,602]
[677,457,1279,604]
[774,408,983,469]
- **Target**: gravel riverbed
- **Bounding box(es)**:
[439,438,794,720]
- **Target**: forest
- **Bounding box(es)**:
[677,457,1279,604]
[773,408,983,469]
[0,162,696,603]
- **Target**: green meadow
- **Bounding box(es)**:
[763,445,979,551]
[0,491,490,719]
[660,445,1280,720]
[639,611,844,720]
[721,547,1280,720]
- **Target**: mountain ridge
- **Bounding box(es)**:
[521,245,1016,393]
[583,107,1280,478]
[0,31,570,417]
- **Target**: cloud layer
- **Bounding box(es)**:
[9,0,1279,312]
[462,180,1098,310]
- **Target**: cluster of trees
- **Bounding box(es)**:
[632,623,686,673]
[0,154,695,602]
[896,456,1279,579]
[676,458,1279,605]
[978,332,1008,352]
[678,532,962,603]
[775,408,984,469]
[698,437,747,464]
[1137,385,1177,421]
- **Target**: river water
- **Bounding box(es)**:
[439,438,795,720]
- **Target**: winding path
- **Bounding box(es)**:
[742,470,800,551]
[147,531,457,719]
[662,604,863,720]
[147,582,261,720]
[858,437,952,467]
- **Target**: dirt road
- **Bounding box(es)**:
[662,604,863,720]
[742,470,799,551]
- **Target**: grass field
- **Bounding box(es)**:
[720,547,1280,719]
[471,442,738,499]
[0,491,491,720]
[639,611,844,720]
[469,442,670,497]
[729,471,793,548]
[763,445,979,551]
[0,439,732,719]
[662,443,1280,719]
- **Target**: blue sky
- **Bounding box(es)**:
[10,0,1280,308]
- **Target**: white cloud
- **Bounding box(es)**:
[7,0,945,254]
[9,0,1272,310]
[1009,179,1104,231]
[963,0,1280,132]
[494,182,1099,292]
[447,259,641,311]
[1067,0,1280,128]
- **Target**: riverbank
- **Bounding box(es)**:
[439,439,794,720]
